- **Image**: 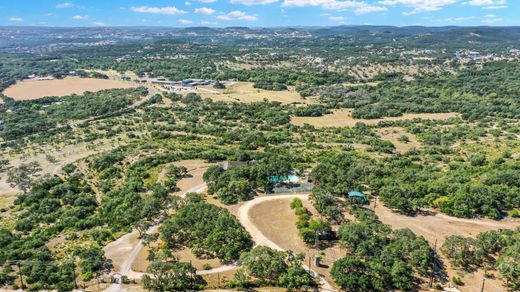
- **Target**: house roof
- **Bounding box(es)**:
[348,191,366,199]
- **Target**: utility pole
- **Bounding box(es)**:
[373,196,377,209]
[481,278,485,292]
[217,272,220,289]
[16,262,24,289]
[429,239,437,287]
[71,260,77,290]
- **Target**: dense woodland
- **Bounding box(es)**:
[1,26,520,291]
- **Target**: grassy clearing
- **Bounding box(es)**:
[3,77,137,100]
[375,127,421,153]
[196,82,316,104]
[291,108,460,128]
[248,197,345,289]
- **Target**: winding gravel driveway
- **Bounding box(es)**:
[237,194,337,292]
[105,192,337,291]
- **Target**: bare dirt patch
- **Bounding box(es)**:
[196,82,316,105]
[376,127,421,153]
[170,160,211,195]
[3,77,137,100]
[291,108,460,128]
[104,230,141,273]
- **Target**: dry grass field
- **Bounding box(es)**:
[196,82,316,104]
[132,246,223,273]
[373,202,520,292]
[248,196,345,288]
[291,108,460,128]
[375,127,421,153]
[2,77,137,100]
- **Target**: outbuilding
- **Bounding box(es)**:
[348,190,368,203]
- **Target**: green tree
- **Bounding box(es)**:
[331,255,373,291]
[240,246,288,284]
[142,251,205,291]
[496,242,520,290]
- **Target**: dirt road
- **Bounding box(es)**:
[104,183,207,292]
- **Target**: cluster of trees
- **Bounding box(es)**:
[1,87,146,140]
[253,81,288,91]
[159,202,253,263]
[293,104,330,117]
[310,190,344,223]
[163,166,188,191]
[310,148,519,219]
[203,156,291,204]
[142,250,205,291]
[290,198,332,245]
[332,207,434,291]
[329,60,520,120]
[230,246,315,290]
[13,174,97,233]
[441,228,520,290]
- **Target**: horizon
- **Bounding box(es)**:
[0,0,517,27]
[2,24,520,29]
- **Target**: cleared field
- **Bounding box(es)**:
[248,196,345,289]
[291,108,459,128]
[376,127,421,153]
[132,246,222,272]
[196,82,316,104]
[3,77,137,100]
[374,203,520,256]
[373,202,520,292]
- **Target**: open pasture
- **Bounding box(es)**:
[291,108,460,128]
[196,82,316,105]
[3,77,137,100]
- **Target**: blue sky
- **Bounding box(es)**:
[0,0,517,27]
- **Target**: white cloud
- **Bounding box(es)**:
[92,21,106,26]
[195,7,216,14]
[378,0,456,15]
[199,0,217,3]
[9,17,23,22]
[282,0,386,14]
[230,0,278,5]
[131,6,188,15]
[482,14,503,23]
[329,15,345,21]
[72,15,89,20]
[185,1,192,5]
[179,19,193,24]
[431,16,476,22]
[217,10,257,20]
[56,2,74,9]
[463,0,507,9]
[201,20,219,25]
